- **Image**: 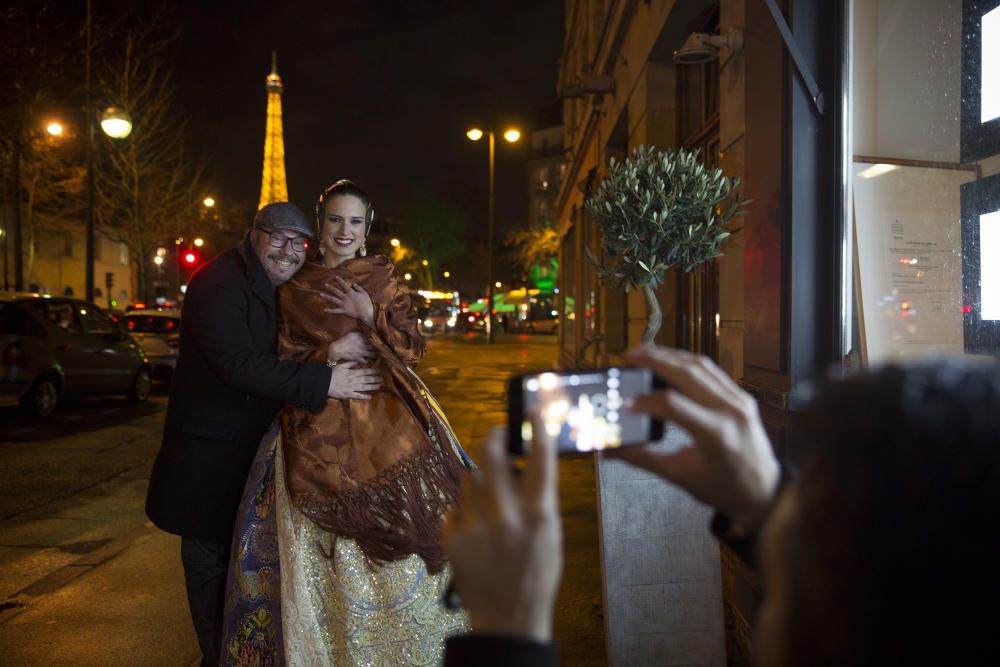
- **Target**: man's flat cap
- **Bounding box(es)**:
[253,202,316,240]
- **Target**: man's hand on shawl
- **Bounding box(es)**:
[442,421,562,643]
[326,361,381,400]
[327,333,374,364]
[324,276,376,328]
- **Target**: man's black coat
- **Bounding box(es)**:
[146,237,330,543]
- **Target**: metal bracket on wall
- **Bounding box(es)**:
[763,0,825,115]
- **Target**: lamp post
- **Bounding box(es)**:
[466,126,520,343]
[81,0,132,303]
[84,106,131,303]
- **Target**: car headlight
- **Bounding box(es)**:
[423,319,433,328]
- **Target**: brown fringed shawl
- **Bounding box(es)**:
[276,255,466,574]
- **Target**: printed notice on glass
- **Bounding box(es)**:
[881,212,963,345]
[853,163,974,363]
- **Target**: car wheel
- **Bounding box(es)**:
[21,376,60,418]
[127,368,152,403]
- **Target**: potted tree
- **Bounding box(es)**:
[585,145,747,343]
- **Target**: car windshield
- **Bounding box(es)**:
[428,303,451,316]
[124,315,179,334]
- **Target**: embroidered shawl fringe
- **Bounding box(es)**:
[293,432,465,575]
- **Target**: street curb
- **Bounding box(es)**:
[0,521,160,626]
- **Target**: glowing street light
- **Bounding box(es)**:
[203,197,216,208]
[466,124,521,343]
[153,256,164,266]
[390,238,401,247]
[443,271,451,278]
[99,107,133,139]
[495,281,502,288]
[421,259,429,266]
[404,272,412,281]
[193,238,205,247]
[46,122,64,137]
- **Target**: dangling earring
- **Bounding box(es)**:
[318,245,326,256]
[359,242,367,257]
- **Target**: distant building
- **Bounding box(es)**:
[527,100,564,231]
[25,230,132,308]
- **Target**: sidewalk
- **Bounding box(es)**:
[0,524,199,666]
[0,334,605,666]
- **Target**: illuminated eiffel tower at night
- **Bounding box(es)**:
[257,51,288,210]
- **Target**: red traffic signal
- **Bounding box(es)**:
[183,251,198,265]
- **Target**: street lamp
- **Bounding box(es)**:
[203,197,216,208]
[466,125,520,343]
[46,122,64,137]
[390,238,400,247]
[99,107,132,139]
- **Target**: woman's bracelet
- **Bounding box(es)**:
[326,359,338,368]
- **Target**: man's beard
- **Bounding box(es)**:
[264,253,300,285]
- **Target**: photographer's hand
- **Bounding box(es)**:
[442,420,562,642]
[613,345,780,536]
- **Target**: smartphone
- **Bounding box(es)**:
[507,367,664,455]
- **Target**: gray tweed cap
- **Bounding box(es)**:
[252,202,316,240]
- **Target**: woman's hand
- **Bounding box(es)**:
[324,276,375,327]
[326,333,374,364]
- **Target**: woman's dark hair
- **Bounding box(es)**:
[780,359,1000,665]
[315,179,375,234]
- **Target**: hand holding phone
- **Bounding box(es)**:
[507,367,664,455]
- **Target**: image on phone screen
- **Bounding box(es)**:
[512,367,656,453]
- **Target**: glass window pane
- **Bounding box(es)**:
[848,0,1000,362]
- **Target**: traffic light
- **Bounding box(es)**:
[105,272,114,289]
[178,244,204,281]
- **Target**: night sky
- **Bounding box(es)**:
[173,0,563,233]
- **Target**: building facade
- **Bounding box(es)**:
[557,0,1000,664]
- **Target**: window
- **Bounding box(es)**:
[848,0,1000,362]
[31,301,82,335]
[80,306,117,336]
[0,304,45,336]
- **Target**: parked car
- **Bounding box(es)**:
[0,292,152,417]
[122,309,180,383]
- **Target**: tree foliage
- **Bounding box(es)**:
[584,145,747,290]
[0,0,84,284]
[92,5,205,300]
[393,194,469,289]
[507,219,559,274]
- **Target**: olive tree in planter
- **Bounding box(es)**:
[585,145,748,343]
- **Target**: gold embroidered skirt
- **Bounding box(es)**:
[275,437,469,666]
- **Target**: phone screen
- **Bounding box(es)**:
[509,367,660,454]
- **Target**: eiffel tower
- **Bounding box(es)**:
[257,51,288,210]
